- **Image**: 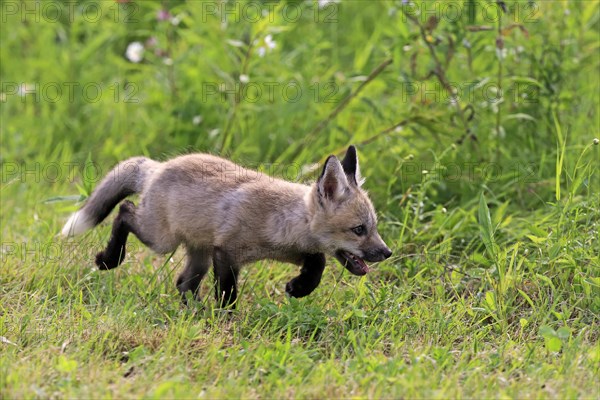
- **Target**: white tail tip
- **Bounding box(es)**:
[61,211,93,237]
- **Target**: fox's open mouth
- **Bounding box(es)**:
[335,250,369,276]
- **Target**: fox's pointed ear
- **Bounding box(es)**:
[341,145,364,186]
[318,156,349,201]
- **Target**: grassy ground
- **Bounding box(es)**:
[1,1,599,398]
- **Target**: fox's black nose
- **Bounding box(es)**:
[363,247,393,262]
[382,247,392,259]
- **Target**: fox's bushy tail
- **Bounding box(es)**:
[61,157,158,237]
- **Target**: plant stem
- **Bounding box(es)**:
[402,10,473,145]
[495,9,504,162]
[305,58,393,141]
[220,29,265,153]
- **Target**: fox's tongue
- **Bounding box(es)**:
[342,251,369,275]
[353,255,369,274]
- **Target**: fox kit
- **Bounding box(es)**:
[62,145,392,307]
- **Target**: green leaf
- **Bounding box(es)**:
[128,345,148,363]
[519,318,528,328]
[553,110,566,201]
[507,76,544,88]
[485,291,497,311]
[557,327,571,340]
[153,381,178,397]
[492,201,510,227]
[589,346,600,364]
[571,163,590,196]
[545,336,562,352]
[517,289,535,310]
[342,310,353,321]
[504,113,536,122]
[42,195,86,204]
[226,39,247,48]
[478,192,496,257]
[527,224,548,237]
[526,235,547,244]
[82,152,96,197]
[539,325,556,338]
[56,355,78,373]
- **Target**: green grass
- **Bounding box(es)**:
[1,0,599,398]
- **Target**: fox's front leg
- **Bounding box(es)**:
[213,249,240,309]
[285,253,326,298]
[177,247,211,304]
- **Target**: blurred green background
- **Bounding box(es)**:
[2,1,597,204]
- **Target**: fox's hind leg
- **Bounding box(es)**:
[177,247,212,303]
[95,200,137,270]
[213,249,240,309]
[285,253,326,298]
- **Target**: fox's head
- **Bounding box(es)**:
[309,145,392,275]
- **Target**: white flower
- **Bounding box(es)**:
[240,74,249,83]
[264,34,276,49]
[192,115,203,125]
[258,34,276,58]
[125,42,144,63]
[495,47,507,60]
[318,0,339,8]
[163,58,173,66]
[170,14,183,26]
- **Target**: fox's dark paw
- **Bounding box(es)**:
[95,248,125,270]
[95,251,113,270]
[286,278,313,298]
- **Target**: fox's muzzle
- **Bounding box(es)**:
[362,246,392,262]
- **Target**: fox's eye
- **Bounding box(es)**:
[351,225,366,236]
